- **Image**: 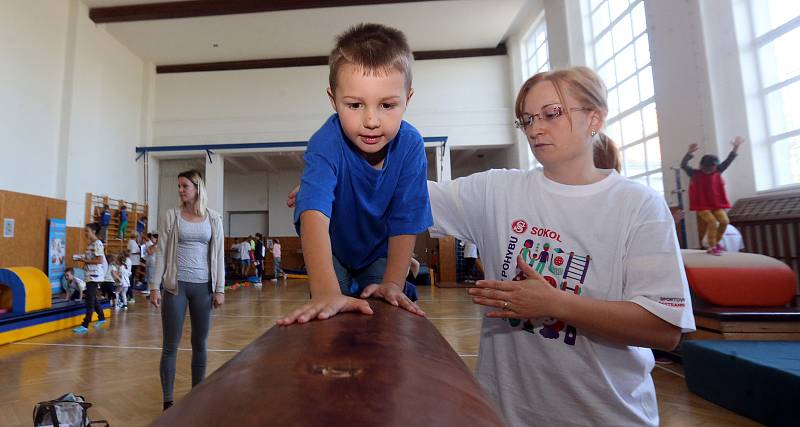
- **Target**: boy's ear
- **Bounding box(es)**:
[327,88,336,110]
[406,87,414,105]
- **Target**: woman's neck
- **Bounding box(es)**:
[543,157,606,185]
[182,203,199,214]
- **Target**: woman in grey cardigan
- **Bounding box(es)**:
[150,169,225,411]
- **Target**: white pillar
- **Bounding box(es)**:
[437,144,452,182]
[205,152,224,216]
[146,155,159,232]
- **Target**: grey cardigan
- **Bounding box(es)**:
[152,207,225,295]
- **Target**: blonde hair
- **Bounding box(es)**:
[177,169,207,216]
[328,23,414,93]
[515,66,620,168]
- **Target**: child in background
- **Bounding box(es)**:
[104,254,120,308]
[118,204,129,240]
[118,251,131,310]
[99,205,111,242]
[73,222,108,334]
[271,239,283,282]
[136,216,147,239]
[63,268,85,301]
[680,137,744,255]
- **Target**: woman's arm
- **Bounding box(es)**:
[470,257,682,351]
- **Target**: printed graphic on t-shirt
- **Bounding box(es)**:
[85,240,106,281]
[501,220,591,346]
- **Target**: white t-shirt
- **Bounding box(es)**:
[142,240,153,262]
[103,262,115,282]
[238,242,250,260]
[84,240,107,283]
[428,169,695,427]
[65,276,86,294]
[463,241,478,258]
[128,239,141,265]
[119,260,131,287]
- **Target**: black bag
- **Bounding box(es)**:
[33,393,109,427]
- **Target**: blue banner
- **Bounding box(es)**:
[48,219,66,297]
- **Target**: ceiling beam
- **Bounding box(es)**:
[256,155,277,173]
[225,156,248,173]
[156,44,506,73]
[90,0,447,23]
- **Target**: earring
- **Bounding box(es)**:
[591,130,597,137]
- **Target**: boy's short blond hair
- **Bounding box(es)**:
[328,23,414,92]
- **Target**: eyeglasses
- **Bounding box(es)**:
[514,105,591,130]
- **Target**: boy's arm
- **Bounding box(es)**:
[276,210,374,325]
[359,234,425,317]
[300,210,340,297]
[382,234,416,288]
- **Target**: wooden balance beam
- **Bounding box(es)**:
[151,300,505,427]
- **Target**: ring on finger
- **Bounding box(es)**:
[502,301,510,311]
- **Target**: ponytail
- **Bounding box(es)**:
[593,132,621,172]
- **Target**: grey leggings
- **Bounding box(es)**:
[160,281,213,402]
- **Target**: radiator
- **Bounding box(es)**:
[728,193,800,295]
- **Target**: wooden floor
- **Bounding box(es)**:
[1,281,762,426]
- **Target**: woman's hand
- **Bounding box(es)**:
[149,291,161,308]
[213,292,225,309]
[286,184,300,208]
[468,255,564,319]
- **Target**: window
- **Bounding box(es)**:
[748,0,800,188]
[585,0,662,192]
[523,14,550,169]
[525,14,550,76]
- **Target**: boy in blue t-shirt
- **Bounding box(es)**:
[278,23,432,325]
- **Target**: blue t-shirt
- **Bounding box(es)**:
[294,114,433,271]
[101,210,111,226]
[120,210,128,222]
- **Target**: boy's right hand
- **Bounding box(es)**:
[687,143,699,154]
[277,294,373,325]
[286,184,300,208]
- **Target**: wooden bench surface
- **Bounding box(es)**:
[151,300,505,427]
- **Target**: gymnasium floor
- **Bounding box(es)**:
[1,281,760,426]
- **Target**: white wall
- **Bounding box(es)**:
[0,1,151,227]
[157,158,205,224]
[0,1,70,198]
[268,170,302,237]
[223,171,269,236]
[154,56,515,151]
[63,0,149,226]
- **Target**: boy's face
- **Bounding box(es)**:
[328,63,413,163]
[65,272,73,281]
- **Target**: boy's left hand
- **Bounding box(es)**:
[361,283,426,317]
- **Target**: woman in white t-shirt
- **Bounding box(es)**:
[427,67,695,427]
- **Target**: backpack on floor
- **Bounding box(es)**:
[33,393,109,427]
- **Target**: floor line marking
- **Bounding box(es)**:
[11,342,240,353]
